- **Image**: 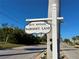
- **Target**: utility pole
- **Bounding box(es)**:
[52,0,60,59]
[47,0,60,59]
[47,0,52,59]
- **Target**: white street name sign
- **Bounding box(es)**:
[25,21,51,34]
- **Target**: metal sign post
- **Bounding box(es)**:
[25,17,63,59]
[25,0,63,59]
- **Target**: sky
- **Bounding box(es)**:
[0,0,79,39]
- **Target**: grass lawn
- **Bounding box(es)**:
[0,42,24,49]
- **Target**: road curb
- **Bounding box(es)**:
[35,50,46,59]
[60,51,68,59]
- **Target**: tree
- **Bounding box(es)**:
[75,36,79,45]
[41,34,47,42]
[76,36,79,40]
[72,37,76,45]
[0,23,42,45]
[63,39,72,45]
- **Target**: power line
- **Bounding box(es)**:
[0,10,24,26]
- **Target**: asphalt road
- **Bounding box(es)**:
[60,43,79,59]
[62,48,79,59]
[0,45,46,59]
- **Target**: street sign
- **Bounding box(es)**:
[25,21,51,34]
